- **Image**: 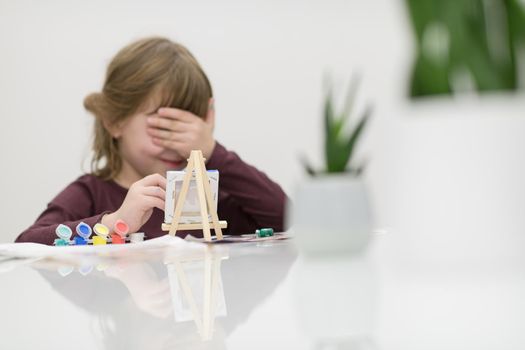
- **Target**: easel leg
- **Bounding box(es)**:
[169,156,195,236]
[194,155,212,241]
[198,156,224,240]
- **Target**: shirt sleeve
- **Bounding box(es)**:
[205,142,288,233]
[15,179,108,245]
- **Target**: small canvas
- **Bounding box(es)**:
[164,170,219,224]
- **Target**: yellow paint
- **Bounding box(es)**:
[93,223,109,237]
[93,236,107,245]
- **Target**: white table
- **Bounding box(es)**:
[0,233,523,350]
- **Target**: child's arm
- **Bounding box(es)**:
[15,174,166,245]
[206,142,287,233]
[15,180,109,245]
[16,206,109,245]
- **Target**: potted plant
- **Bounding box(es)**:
[384,0,525,265]
[288,77,373,256]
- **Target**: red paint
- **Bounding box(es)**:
[111,233,125,244]
[114,219,129,237]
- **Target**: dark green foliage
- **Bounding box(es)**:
[406,0,525,97]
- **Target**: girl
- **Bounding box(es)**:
[16,37,286,245]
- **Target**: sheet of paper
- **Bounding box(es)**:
[0,235,202,260]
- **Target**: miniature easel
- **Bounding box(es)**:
[161,150,227,242]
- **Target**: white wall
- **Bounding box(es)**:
[1,0,524,265]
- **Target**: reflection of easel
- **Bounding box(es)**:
[161,150,227,242]
[165,248,228,341]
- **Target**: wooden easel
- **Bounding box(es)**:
[161,150,227,242]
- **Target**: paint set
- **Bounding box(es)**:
[54,219,145,246]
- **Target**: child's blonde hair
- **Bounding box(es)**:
[84,37,212,180]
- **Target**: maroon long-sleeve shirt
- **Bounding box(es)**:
[15,142,286,245]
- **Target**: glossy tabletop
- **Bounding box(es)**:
[0,232,523,350]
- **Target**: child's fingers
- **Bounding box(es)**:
[148,128,193,145]
[140,173,167,190]
[146,127,164,139]
[146,127,180,140]
[157,107,196,123]
[147,116,183,131]
[142,186,166,200]
[147,117,197,133]
[152,138,186,151]
[144,196,165,211]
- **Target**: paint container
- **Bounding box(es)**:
[54,239,69,246]
[112,219,129,244]
[92,223,109,245]
[94,223,110,238]
[93,236,107,245]
[76,222,92,240]
[55,224,72,240]
[73,236,88,245]
[255,228,274,238]
[129,232,145,243]
[114,219,129,237]
[111,234,125,244]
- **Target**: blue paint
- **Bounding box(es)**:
[76,222,92,239]
[74,236,88,245]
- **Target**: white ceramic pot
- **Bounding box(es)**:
[288,174,372,256]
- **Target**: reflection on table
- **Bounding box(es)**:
[29,240,296,349]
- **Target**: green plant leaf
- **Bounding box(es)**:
[322,78,372,174]
[324,89,334,132]
[343,106,371,169]
[324,89,339,172]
